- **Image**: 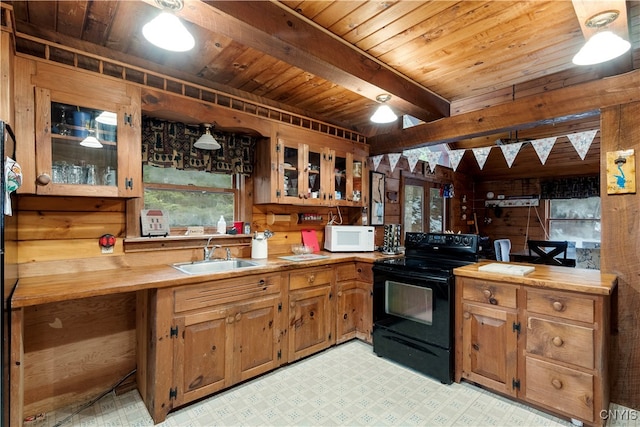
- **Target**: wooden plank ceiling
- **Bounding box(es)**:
[7,0,636,179]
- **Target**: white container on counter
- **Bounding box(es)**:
[251,233,268,259]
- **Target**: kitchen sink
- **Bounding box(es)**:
[172,259,261,275]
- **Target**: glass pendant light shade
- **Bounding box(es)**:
[370,94,398,124]
[572,31,631,65]
[194,125,221,150]
[142,12,195,52]
[370,105,398,124]
[80,132,103,148]
[95,111,117,126]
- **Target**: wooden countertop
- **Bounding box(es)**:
[11,252,395,308]
[454,260,617,296]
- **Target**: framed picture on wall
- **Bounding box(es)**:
[370,171,385,225]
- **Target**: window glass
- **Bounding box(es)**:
[143,165,235,228]
[403,179,446,234]
[548,197,601,247]
[404,184,424,233]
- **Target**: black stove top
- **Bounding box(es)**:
[375,232,481,274]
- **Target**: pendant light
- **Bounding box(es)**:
[194,124,221,150]
[80,129,103,148]
[572,10,630,66]
[142,0,195,52]
[370,94,398,124]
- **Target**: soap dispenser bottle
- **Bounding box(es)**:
[217,215,226,234]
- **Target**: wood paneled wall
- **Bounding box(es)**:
[600,102,640,409]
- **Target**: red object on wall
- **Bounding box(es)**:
[99,234,116,248]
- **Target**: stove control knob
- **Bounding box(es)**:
[463,236,471,245]
[453,235,461,244]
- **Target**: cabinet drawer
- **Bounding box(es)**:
[526,317,594,369]
[525,357,594,422]
[356,262,373,283]
[461,278,517,308]
[526,289,594,323]
[289,267,333,290]
[335,263,356,282]
[174,273,281,313]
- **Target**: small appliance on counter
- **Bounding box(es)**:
[251,230,273,259]
[324,225,375,252]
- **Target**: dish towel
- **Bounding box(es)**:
[4,157,22,216]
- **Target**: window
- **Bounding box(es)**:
[143,165,238,230]
[548,197,601,247]
[403,177,446,233]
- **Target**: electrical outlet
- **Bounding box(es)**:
[101,246,114,254]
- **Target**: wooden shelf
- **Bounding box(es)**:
[485,198,539,207]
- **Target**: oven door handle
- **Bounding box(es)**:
[373,265,451,282]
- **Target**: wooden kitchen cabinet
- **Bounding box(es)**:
[336,262,373,344]
[287,266,335,361]
[254,136,368,207]
[455,271,612,426]
[29,63,141,197]
[138,272,284,423]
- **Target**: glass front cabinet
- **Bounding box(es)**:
[34,87,141,197]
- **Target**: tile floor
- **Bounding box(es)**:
[40,340,634,427]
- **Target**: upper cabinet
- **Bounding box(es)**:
[15,61,141,197]
[254,135,368,207]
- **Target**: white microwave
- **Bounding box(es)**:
[324,225,375,252]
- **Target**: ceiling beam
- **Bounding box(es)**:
[572,0,629,41]
[141,0,450,121]
[368,68,640,154]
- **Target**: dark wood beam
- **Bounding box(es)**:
[144,0,450,121]
[369,68,640,154]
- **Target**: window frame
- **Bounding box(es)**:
[545,197,601,246]
[401,174,449,236]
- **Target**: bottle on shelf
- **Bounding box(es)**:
[217,215,226,234]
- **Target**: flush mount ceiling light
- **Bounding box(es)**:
[194,124,221,150]
[572,10,631,66]
[142,0,195,52]
[370,94,398,124]
[80,130,103,149]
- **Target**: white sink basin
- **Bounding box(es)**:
[172,259,261,275]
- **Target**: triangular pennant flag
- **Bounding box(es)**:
[530,137,556,165]
[567,130,597,160]
[425,151,442,173]
[472,146,491,170]
[499,142,523,168]
[402,148,421,172]
[448,149,465,171]
[370,155,383,171]
[387,153,401,173]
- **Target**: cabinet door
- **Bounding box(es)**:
[461,302,519,397]
[336,281,370,343]
[34,87,140,197]
[288,285,334,361]
[173,307,232,406]
[232,295,282,383]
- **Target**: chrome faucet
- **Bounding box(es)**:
[225,247,232,260]
[203,237,220,261]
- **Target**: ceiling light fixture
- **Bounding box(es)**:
[194,124,221,150]
[142,0,195,52]
[80,130,103,149]
[370,94,398,124]
[572,10,631,66]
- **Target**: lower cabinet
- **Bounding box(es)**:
[455,276,610,426]
[336,262,373,344]
[138,272,284,424]
[288,266,335,362]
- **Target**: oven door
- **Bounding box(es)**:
[372,264,453,349]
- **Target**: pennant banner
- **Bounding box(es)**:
[402,148,421,173]
[425,151,442,173]
[499,142,523,168]
[567,130,597,160]
[387,153,401,173]
[472,146,491,170]
[448,149,465,171]
[531,137,557,165]
[370,155,383,171]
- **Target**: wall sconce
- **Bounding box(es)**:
[142,0,195,52]
[370,94,398,124]
[194,124,221,150]
[572,10,631,65]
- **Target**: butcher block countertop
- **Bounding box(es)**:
[454,260,617,296]
[11,252,393,308]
